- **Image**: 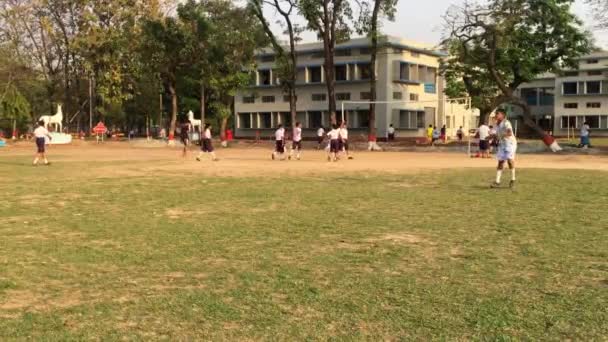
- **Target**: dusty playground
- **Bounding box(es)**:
[2,140,607,177]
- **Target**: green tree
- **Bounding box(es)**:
[250,0,302,131]
[356,0,398,150]
[299,0,352,125]
[443,0,590,151]
[0,84,31,138]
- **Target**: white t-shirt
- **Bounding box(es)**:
[34,126,49,138]
[317,128,325,137]
[327,129,340,140]
[497,120,517,145]
[275,127,285,141]
[203,128,211,139]
[339,127,348,140]
[581,124,590,137]
[293,127,302,142]
[388,126,395,134]
[478,125,490,140]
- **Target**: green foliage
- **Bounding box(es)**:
[0,85,31,123]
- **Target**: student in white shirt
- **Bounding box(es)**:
[579,121,591,148]
[477,123,491,158]
[339,121,353,159]
[272,124,286,160]
[33,121,52,166]
[327,124,340,162]
[289,122,303,160]
[196,123,218,162]
[316,126,325,150]
[490,109,518,189]
[387,124,396,141]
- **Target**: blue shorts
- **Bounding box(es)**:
[36,137,45,153]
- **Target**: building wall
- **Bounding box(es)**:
[234,36,475,140]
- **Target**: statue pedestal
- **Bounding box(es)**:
[47,132,72,145]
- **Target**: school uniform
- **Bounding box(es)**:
[388,126,395,141]
[292,127,302,151]
[328,129,340,153]
[317,128,325,144]
[34,126,48,153]
[201,128,214,152]
[275,127,285,153]
[339,127,349,151]
[180,123,190,145]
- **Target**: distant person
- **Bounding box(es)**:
[33,120,52,166]
[426,124,433,145]
[388,124,396,141]
[440,125,447,142]
[457,126,464,141]
[316,126,325,149]
[289,122,303,160]
[272,124,286,160]
[432,126,440,146]
[477,122,490,158]
[180,118,190,158]
[327,124,340,162]
[579,121,591,148]
[489,125,497,153]
[160,128,167,139]
[339,121,353,159]
[196,123,218,161]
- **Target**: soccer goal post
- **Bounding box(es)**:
[339,97,476,150]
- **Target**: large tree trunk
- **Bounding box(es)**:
[200,82,205,127]
[514,99,561,152]
[168,82,178,142]
[322,31,337,125]
[289,88,297,129]
[220,116,228,147]
[367,0,381,151]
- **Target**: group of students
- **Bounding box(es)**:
[272,121,353,162]
[179,118,218,161]
[475,122,499,158]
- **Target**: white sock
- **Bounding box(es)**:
[33,157,39,164]
[496,170,503,183]
[211,152,217,160]
[511,169,516,181]
[43,158,48,164]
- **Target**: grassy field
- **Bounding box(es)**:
[1,155,607,340]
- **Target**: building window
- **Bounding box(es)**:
[335,65,347,81]
[399,62,409,80]
[336,93,351,101]
[586,81,601,94]
[262,96,275,103]
[312,93,326,101]
[309,66,322,83]
[562,82,578,95]
[586,102,601,108]
[560,116,578,129]
[586,115,601,128]
[335,49,351,56]
[588,70,603,76]
[564,103,578,109]
[410,93,419,101]
[587,59,599,64]
[355,110,370,128]
[360,92,372,100]
[564,71,578,77]
[239,113,252,128]
[259,112,272,128]
[540,88,555,106]
[283,95,297,103]
[399,110,425,129]
[259,70,271,85]
[602,115,608,129]
[521,88,538,106]
[359,48,371,55]
[242,96,255,104]
[260,55,274,62]
[359,63,372,80]
[393,92,402,100]
[308,111,322,128]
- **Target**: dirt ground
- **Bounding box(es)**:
[2,140,607,177]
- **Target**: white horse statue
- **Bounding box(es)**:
[39,104,63,132]
[187,110,202,132]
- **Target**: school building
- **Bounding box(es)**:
[234,36,477,140]
[512,51,608,137]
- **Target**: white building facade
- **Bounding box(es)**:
[234,36,476,140]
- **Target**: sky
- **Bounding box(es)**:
[262,0,607,49]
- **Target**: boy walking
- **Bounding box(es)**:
[490,109,518,189]
[33,121,52,166]
[327,124,340,162]
[316,126,325,149]
[272,124,286,160]
[339,121,353,159]
[289,122,303,160]
[196,123,218,162]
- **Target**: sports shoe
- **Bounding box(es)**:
[509,180,515,189]
[490,182,501,188]
[212,158,219,162]
[327,155,331,162]
[196,157,201,161]
[45,162,51,166]
[348,156,354,160]
[288,155,291,160]
[271,153,275,160]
